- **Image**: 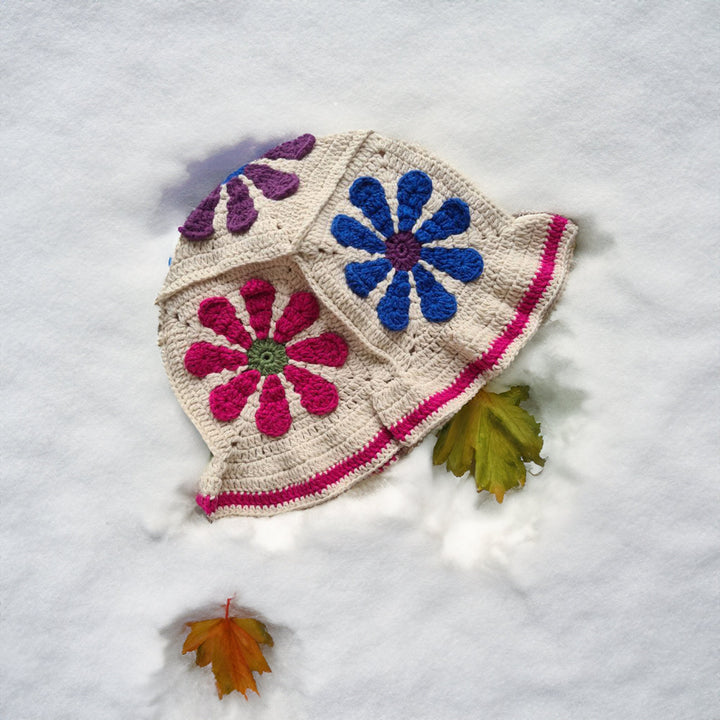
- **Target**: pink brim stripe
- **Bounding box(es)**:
[196,429,395,514]
[197,215,568,515]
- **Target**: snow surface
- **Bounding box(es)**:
[2,2,719,718]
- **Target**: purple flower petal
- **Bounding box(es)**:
[243,164,299,200]
[263,133,316,160]
[179,185,221,240]
[226,177,258,234]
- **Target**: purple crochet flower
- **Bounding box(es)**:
[179,134,316,241]
[331,170,483,331]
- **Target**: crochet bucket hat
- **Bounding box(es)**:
[157,131,576,519]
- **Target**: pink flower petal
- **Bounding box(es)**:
[243,164,299,200]
[226,177,258,234]
[184,342,247,377]
[198,297,253,348]
[263,134,316,160]
[272,292,319,344]
[255,375,292,437]
[285,333,348,367]
[208,369,261,422]
[179,185,221,240]
[283,364,339,416]
[240,278,275,340]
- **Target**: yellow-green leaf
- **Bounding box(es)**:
[433,386,545,502]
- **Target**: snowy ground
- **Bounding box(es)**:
[2,2,718,719]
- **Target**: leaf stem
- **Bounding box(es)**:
[225,598,231,620]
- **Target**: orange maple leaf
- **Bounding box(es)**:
[182,599,274,699]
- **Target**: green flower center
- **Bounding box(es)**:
[246,338,288,376]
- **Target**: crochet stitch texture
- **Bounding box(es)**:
[157,131,577,519]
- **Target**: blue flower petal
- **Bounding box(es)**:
[345,258,392,298]
[420,246,484,283]
[415,198,471,243]
[396,171,433,232]
[349,177,395,238]
[377,271,411,331]
[331,215,387,254]
[412,265,457,322]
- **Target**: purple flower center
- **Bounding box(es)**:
[385,232,421,271]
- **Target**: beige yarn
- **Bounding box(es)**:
[157,131,576,519]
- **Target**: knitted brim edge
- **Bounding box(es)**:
[196,214,575,518]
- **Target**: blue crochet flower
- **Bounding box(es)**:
[331,171,483,331]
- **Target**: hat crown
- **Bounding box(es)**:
[157,132,576,518]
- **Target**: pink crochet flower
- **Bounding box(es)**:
[184,279,348,437]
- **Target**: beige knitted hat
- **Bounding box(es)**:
[157,131,576,519]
